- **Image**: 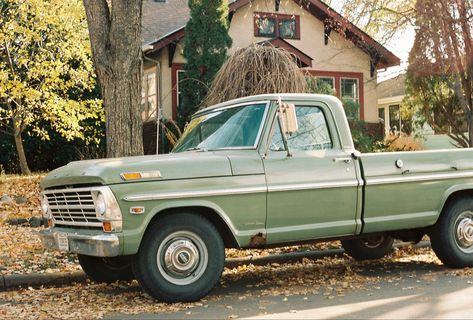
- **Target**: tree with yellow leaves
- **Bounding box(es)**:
[0,0,103,174]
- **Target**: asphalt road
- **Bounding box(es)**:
[107,261,473,320]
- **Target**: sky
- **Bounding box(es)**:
[377,27,415,82]
[328,0,416,82]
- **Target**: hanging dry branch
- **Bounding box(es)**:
[203,44,306,107]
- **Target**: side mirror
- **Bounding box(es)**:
[279,103,298,135]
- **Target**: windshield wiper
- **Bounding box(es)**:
[185,147,208,152]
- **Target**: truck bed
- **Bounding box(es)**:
[360,148,473,233]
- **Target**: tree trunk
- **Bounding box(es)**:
[101,72,144,157]
[12,122,31,175]
[83,0,144,158]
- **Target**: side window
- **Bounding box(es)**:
[271,106,333,151]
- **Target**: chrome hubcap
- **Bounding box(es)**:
[363,235,385,248]
[164,239,199,276]
[455,211,473,253]
[157,231,208,285]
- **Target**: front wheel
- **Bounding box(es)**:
[341,235,394,261]
[132,213,224,302]
[430,198,473,268]
[78,255,134,283]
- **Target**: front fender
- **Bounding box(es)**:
[121,200,244,255]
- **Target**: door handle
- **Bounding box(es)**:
[333,157,352,164]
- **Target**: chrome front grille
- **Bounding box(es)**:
[44,188,102,228]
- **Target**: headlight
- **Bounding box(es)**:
[92,187,122,232]
[41,195,49,217]
[95,193,106,216]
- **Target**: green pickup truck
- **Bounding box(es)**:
[39,94,473,302]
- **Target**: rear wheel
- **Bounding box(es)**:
[78,255,134,283]
[132,213,224,302]
[341,235,394,261]
[430,198,473,268]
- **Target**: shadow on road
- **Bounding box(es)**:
[106,250,473,319]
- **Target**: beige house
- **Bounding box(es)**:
[141,0,400,151]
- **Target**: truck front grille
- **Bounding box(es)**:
[44,188,102,229]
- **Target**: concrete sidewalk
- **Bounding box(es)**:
[0,241,430,291]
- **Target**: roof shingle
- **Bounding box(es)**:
[142,0,189,45]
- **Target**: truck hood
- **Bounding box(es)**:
[41,152,233,189]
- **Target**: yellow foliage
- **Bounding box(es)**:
[384,133,424,152]
[0,0,103,143]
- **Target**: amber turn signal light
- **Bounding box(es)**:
[102,221,112,232]
[130,207,145,215]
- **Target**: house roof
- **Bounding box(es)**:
[377,73,407,99]
[142,0,190,46]
[142,0,400,69]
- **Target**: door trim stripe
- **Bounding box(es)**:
[268,180,360,193]
[366,171,473,186]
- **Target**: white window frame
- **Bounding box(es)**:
[176,70,186,109]
[141,68,158,122]
[340,77,360,104]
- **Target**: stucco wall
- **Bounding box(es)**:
[147,0,380,123]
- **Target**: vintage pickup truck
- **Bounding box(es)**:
[39,94,473,302]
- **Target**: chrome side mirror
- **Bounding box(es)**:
[279,103,298,135]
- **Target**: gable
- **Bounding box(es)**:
[143,0,400,70]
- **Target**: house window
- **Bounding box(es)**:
[317,77,335,90]
[389,104,401,134]
[304,71,364,119]
[176,70,186,109]
[341,78,359,104]
[254,12,300,39]
[341,78,360,119]
[379,105,412,136]
[255,16,277,37]
[141,71,158,122]
[278,18,297,39]
[378,108,385,123]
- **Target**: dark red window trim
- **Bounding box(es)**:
[254,12,301,40]
[304,70,365,120]
[172,65,364,120]
[171,63,184,120]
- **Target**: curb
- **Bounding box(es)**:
[225,240,430,268]
[0,240,430,291]
[1,271,87,290]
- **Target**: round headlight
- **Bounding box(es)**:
[41,195,49,217]
[95,193,106,216]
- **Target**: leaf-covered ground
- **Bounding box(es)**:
[1,246,469,320]
[0,174,80,275]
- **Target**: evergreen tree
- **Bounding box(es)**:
[178,0,232,129]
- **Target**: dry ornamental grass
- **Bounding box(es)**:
[203,44,306,107]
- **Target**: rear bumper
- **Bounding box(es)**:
[39,228,120,257]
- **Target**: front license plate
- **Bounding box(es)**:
[57,232,69,252]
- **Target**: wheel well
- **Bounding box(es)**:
[146,206,239,248]
[441,189,473,217]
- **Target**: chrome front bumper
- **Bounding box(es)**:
[39,228,120,257]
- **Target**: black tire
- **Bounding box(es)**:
[132,213,224,302]
[341,235,394,261]
[430,197,473,268]
[78,254,134,283]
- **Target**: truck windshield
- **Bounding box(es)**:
[173,103,267,152]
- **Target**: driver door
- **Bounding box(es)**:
[264,103,361,243]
